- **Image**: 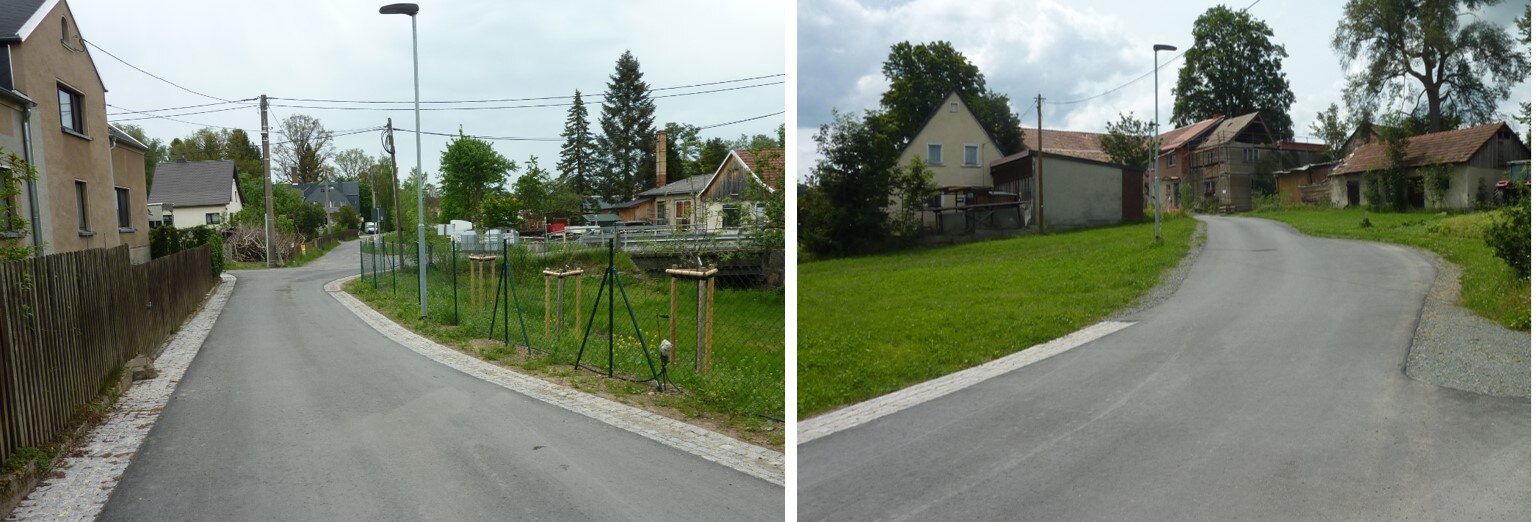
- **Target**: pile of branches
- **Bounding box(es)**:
[225,225,296,262]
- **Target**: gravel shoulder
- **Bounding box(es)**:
[1404,250,1530,397]
[1114,218,1208,320]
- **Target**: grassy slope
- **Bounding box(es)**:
[1250,208,1529,330]
[798,216,1197,417]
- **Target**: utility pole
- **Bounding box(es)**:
[1035,94,1045,234]
[387,118,404,271]
[261,94,274,268]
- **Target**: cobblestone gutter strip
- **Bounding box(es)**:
[1404,251,1530,398]
[799,321,1137,445]
[7,273,236,521]
[326,275,785,486]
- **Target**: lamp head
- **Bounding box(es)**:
[1154,44,1177,52]
[379,3,419,16]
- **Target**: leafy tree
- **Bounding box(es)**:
[225,129,262,178]
[333,148,374,181]
[1310,103,1352,161]
[880,41,1024,154]
[0,148,37,261]
[802,110,903,255]
[595,51,657,201]
[891,156,935,236]
[439,131,515,226]
[1173,5,1297,139]
[481,191,521,229]
[663,122,705,181]
[333,204,360,231]
[1364,117,1413,210]
[513,155,551,221]
[1100,112,1156,169]
[556,89,599,196]
[115,124,167,190]
[275,114,335,183]
[1332,0,1528,133]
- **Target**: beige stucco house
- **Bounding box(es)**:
[0,0,151,262]
[1328,122,1529,209]
[148,159,243,229]
[897,91,1008,223]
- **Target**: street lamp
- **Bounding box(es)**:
[1151,43,1176,242]
[380,2,427,317]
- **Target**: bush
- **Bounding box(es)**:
[1485,193,1529,277]
[185,225,225,277]
[150,226,182,258]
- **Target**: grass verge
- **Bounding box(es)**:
[797,215,1198,417]
[1249,207,1528,330]
[226,237,344,270]
[345,245,784,449]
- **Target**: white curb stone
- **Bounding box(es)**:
[7,273,237,521]
[799,320,1136,445]
[325,275,785,486]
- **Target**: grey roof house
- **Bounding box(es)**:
[147,159,243,229]
[291,181,360,214]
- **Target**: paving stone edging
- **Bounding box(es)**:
[325,275,785,486]
[7,273,237,521]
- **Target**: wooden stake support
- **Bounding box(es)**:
[664,266,718,374]
[468,255,497,309]
[542,268,584,340]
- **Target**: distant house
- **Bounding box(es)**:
[896,90,1013,229]
[147,159,243,228]
[1328,122,1530,209]
[0,0,152,262]
[631,148,784,228]
[291,181,360,215]
[1150,116,1224,211]
[1183,112,1279,212]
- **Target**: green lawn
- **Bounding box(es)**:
[1250,208,1529,330]
[226,236,344,270]
[798,216,1198,417]
[347,241,785,446]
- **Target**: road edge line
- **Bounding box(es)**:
[9,273,237,520]
[798,320,1136,445]
[324,275,786,487]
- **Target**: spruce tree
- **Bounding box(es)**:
[556,89,597,197]
[595,50,656,201]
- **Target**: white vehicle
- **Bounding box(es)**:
[363,222,378,234]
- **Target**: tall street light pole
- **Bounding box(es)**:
[380,2,427,317]
[1151,44,1176,242]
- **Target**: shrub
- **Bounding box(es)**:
[185,225,225,277]
[1485,192,1530,277]
[149,226,182,258]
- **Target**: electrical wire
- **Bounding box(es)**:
[698,111,785,130]
[83,39,234,103]
[267,81,783,112]
[110,104,257,122]
[106,98,256,116]
[269,73,784,105]
[106,103,257,132]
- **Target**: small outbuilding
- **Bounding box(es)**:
[991,150,1143,231]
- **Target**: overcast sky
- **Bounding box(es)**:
[797,0,1531,180]
[70,0,785,186]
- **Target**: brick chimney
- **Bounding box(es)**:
[656,130,668,188]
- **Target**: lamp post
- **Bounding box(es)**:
[1151,43,1176,242]
[380,2,427,318]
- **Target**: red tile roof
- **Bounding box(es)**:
[1019,128,1113,162]
[734,148,785,187]
[1277,141,1327,152]
[1332,122,1516,176]
[1158,117,1223,153]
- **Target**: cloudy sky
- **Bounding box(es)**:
[69,0,786,185]
[797,0,1530,180]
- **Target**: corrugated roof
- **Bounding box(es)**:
[1158,116,1223,153]
[1333,122,1520,176]
[148,159,238,207]
[1019,128,1113,162]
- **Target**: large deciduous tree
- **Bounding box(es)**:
[880,41,1024,154]
[438,130,515,226]
[1173,6,1297,139]
[595,51,657,201]
[556,89,598,196]
[275,114,335,183]
[1100,112,1157,170]
[1332,0,1528,133]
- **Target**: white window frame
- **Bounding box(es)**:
[927,143,943,166]
[1166,154,1176,167]
[963,144,980,167]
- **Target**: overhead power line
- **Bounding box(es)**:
[110,104,256,122]
[83,39,234,103]
[106,98,255,116]
[267,81,784,112]
[269,73,785,105]
[698,111,784,130]
[106,103,256,132]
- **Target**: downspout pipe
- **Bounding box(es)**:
[19,97,40,251]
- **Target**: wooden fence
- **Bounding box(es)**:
[0,245,214,464]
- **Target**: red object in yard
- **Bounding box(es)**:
[1497,180,1511,188]
[547,222,566,233]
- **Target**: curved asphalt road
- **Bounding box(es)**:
[799,216,1528,520]
[101,240,782,521]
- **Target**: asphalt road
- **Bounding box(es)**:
[102,240,782,521]
[799,216,1529,520]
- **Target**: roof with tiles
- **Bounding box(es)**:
[1333,122,1523,176]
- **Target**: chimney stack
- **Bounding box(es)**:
[656,130,668,188]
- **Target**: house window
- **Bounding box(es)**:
[205,212,221,225]
[58,84,83,134]
[927,144,942,165]
[1166,154,1176,167]
[722,205,741,227]
[963,144,980,166]
[1243,148,1258,163]
[949,102,958,113]
[1203,180,1216,197]
[655,200,667,224]
[675,200,692,226]
[115,187,131,229]
[74,180,89,232]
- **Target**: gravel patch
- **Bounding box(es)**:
[1404,252,1530,398]
[1115,218,1208,320]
